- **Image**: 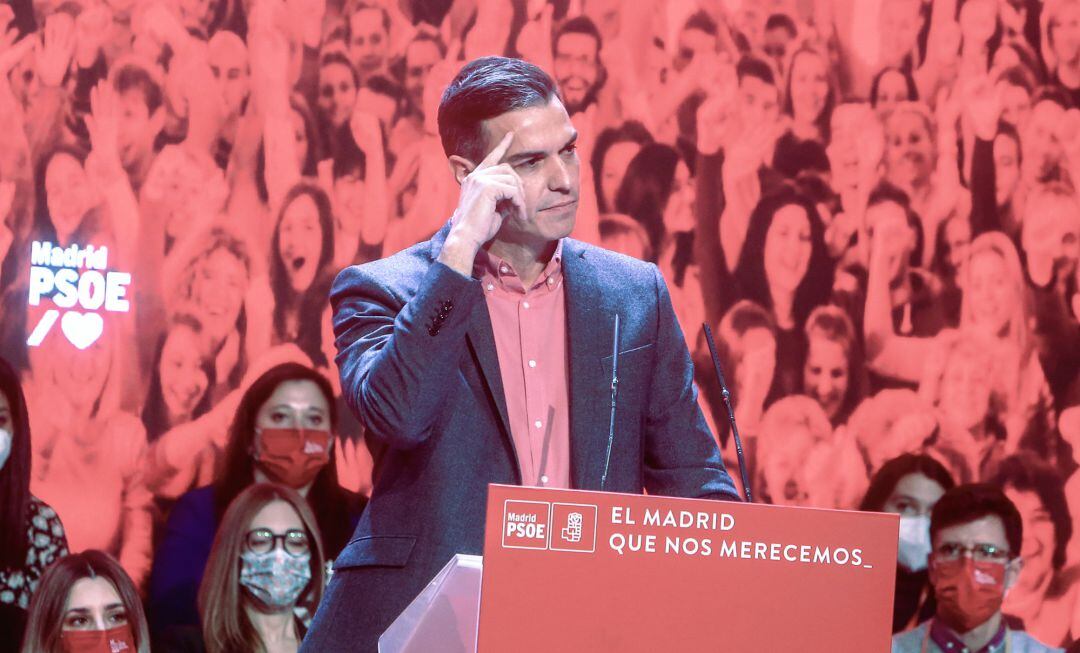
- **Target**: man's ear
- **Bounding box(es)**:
[447,155,476,185]
[1004,557,1024,591]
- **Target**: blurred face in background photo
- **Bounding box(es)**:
[764,203,812,295]
[967,249,1015,337]
[803,333,849,421]
[1022,100,1065,182]
[159,323,210,423]
[191,246,247,344]
[349,8,390,80]
[318,60,358,129]
[885,108,934,190]
[278,193,324,293]
[993,132,1022,206]
[938,348,994,431]
[875,69,911,112]
[403,38,442,113]
[788,50,829,128]
[600,140,641,213]
[45,153,94,242]
[1003,486,1055,594]
[208,31,250,123]
[554,31,602,115]
[1021,192,1080,287]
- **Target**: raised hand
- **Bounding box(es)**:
[444,132,526,255]
[695,59,738,156]
[85,82,121,172]
[36,12,76,87]
[349,108,383,153]
[0,18,35,77]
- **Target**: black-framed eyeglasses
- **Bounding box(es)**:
[934,542,1010,563]
[245,528,310,556]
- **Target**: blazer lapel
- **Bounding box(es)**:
[563,239,611,490]
[465,302,517,478]
[430,222,519,481]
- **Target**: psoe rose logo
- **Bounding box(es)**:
[26,241,131,350]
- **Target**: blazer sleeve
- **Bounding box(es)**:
[641,265,741,501]
[330,259,485,450]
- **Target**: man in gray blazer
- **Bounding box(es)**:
[302,56,739,653]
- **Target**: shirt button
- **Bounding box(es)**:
[546,277,554,285]
[523,301,530,309]
[528,360,536,368]
[485,283,494,291]
[534,420,542,429]
[540,475,549,484]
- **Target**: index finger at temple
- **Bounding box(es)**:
[476,132,515,171]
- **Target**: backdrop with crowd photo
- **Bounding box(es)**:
[1,0,1079,647]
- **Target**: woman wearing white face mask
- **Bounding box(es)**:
[0,356,69,645]
[860,453,956,633]
[155,483,325,652]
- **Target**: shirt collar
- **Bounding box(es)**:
[928,618,1007,653]
[476,240,564,295]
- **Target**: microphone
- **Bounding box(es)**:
[703,322,753,503]
[600,313,620,491]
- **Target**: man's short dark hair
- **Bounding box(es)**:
[113,63,164,114]
[683,10,718,36]
[736,56,775,86]
[867,180,924,265]
[347,1,391,34]
[930,484,1023,560]
[765,13,797,37]
[437,56,558,163]
[555,15,603,55]
[989,453,1072,570]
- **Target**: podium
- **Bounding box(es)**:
[383,484,899,652]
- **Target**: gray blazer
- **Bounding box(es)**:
[301,223,739,652]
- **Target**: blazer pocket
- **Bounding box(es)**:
[599,343,655,377]
[334,535,417,570]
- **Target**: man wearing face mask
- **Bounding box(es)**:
[892,484,1063,653]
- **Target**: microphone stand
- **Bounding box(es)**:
[703,323,752,503]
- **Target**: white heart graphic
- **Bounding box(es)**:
[60,311,104,350]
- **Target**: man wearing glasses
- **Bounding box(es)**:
[892,484,1063,653]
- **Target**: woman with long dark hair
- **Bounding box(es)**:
[148,362,365,637]
[732,184,834,403]
[269,183,337,368]
[614,143,702,344]
[860,454,956,633]
[0,357,68,645]
[20,550,150,653]
[140,314,215,443]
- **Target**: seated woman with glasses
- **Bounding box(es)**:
[20,550,151,653]
[148,362,366,639]
[155,483,325,652]
[891,484,1064,653]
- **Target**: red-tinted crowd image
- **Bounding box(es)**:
[1,0,1080,650]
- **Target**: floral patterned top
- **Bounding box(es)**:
[0,496,68,610]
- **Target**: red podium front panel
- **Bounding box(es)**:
[478,485,898,652]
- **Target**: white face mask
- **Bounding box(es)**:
[0,429,11,471]
[897,514,932,572]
